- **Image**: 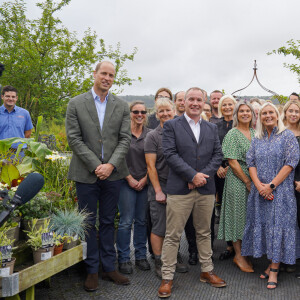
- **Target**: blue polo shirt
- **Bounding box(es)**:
[0,105,33,147]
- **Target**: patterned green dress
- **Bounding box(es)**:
[217,127,255,242]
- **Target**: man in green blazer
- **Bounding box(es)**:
[66,61,131,292]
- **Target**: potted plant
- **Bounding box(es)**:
[50,208,90,250]
[52,233,73,256]
[0,189,21,244]
[24,218,54,264]
[20,192,54,232]
[0,226,16,276]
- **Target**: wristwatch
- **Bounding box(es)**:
[270,183,276,190]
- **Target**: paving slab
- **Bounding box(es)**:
[28,228,300,300]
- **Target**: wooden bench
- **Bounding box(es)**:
[0,242,87,300]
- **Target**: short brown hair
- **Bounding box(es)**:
[154,87,173,101]
[209,90,223,98]
[2,85,18,96]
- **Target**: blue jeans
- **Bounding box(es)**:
[117,180,148,263]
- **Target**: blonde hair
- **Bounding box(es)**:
[218,94,237,118]
[155,98,175,120]
[282,100,300,130]
[255,102,286,139]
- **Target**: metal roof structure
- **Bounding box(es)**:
[231,60,282,103]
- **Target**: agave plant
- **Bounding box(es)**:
[50,208,90,241]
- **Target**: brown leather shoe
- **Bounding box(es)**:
[102,270,130,285]
[84,273,99,292]
[200,271,226,288]
[233,256,254,273]
[158,279,173,298]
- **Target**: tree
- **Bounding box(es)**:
[268,39,300,89]
[0,0,141,123]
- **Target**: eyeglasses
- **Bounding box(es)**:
[131,110,147,115]
[157,95,170,99]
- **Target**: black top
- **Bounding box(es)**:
[216,117,233,145]
[216,117,233,167]
[126,126,151,181]
[295,136,300,181]
[147,113,160,129]
[209,115,222,124]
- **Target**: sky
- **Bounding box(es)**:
[26,0,300,97]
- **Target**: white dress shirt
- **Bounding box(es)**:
[184,112,201,143]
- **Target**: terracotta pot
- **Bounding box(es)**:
[54,243,64,256]
[0,257,16,277]
[32,246,54,264]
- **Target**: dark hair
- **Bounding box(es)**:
[154,87,173,101]
[129,101,146,111]
[2,85,18,96]
[289,92,300,100]
[204,102,212,111]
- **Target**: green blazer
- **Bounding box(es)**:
[65,90,131,183]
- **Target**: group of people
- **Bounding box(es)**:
[2,61,300,298]
[65,61,300,297]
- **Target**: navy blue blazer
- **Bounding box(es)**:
[162,115,223,195]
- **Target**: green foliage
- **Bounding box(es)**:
[35,151,76,202]
[50,208,90,240]
[268,39,300,89]
[0,160,20,187]
[40,119,70,151]
[0,0,141,123]
[35,116,43,142]
[24,218,52,250]
[0,225,15,247]
[53,232,73,246]
[0,137,52,186]
[271,95,288,105]
[0,225,15,263]
[19,192,53,220]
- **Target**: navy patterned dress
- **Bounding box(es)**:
[241,128,300,264]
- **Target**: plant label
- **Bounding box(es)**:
[0,267,10,277]
[41,251,52,261]
[0,246,12,261]
[73,234,78,241]
[42,232,54,247]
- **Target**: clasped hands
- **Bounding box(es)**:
[126,175,147,192]
[95,163,114,180]
[258,182,274,201]
[188,172,209,190]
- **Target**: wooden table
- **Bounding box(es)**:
[0,242,87,300]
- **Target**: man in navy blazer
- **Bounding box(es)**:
[158,87,226,298]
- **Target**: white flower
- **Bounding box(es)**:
[0,183,8,189]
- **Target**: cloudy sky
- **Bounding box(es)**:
[28,0,300,97]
